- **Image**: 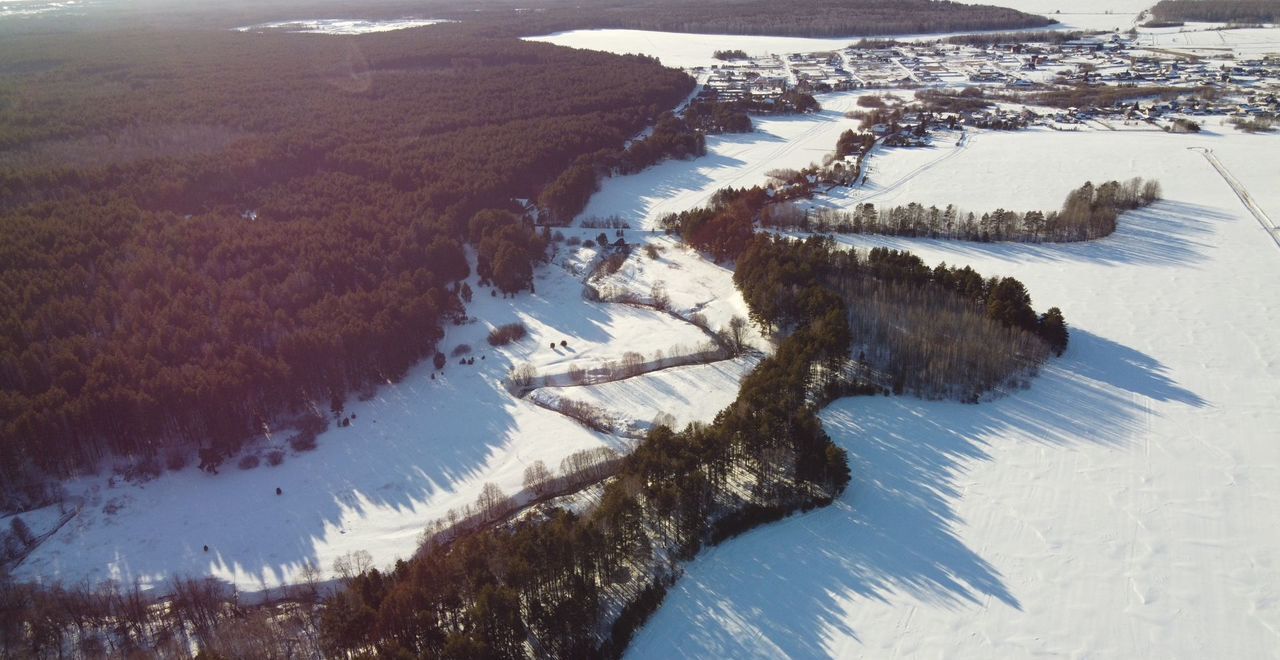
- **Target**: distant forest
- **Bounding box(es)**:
[1151,0,1280,24]
[0,26,693,497]
[0,0,1055,38]
[447,0,1057,38]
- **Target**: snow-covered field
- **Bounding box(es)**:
[805,127,1262,217]
[529,30,881,69]
[629,130,1280,658]
[1135,24,1280,57]
[533,354,761,435]
[955,0,1150,32]
[0,0,97,19]
[12,239,753,594]
[233,18,451,35]
[578,92,869,230]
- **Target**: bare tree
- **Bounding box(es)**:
[475,483,512,521]
[621,351,645,377]
[332,550,373,583]
[522,460,554,497]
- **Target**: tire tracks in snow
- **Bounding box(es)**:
[852,130,973,206]
[1190,146,1280,253]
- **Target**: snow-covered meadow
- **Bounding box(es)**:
[629,129,1280,658]
[577,92,869,230]
[233,18,451,35]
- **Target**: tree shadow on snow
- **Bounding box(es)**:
[632,330,1205,658]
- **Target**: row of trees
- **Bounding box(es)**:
[1151,0,1280,23]
[0,26,694,497]
[455,0,1055,38]
[767,178,1162,242]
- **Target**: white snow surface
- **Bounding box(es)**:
[591,235,765,349]
[578,91,870,230]
[629,130,1280,658]
[535,354,760,434]
[1135,24,1280,57]
[233,18,451,35]
[955,0,1149,32]
[13,240,750,594]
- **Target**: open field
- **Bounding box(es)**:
[577,91,868,229]
[630,129,1280,658]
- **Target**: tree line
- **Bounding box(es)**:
[450,0,1055,39]
[0,26,693,502]
[1151,0,1280,23]
[315,275,854,657]
[767,178,1162,242]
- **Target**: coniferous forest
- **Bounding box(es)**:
[1151,0,1280,24]
[0,26,694,497]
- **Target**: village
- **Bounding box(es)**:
[694,30,1280,138]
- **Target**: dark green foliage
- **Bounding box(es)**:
[1038,307,1070,356]
[660,186,771,261]
[470,210,547,294]
[447,0,1055,38]
[713,49,749,60]
[834,129,875,160]
[538,111,705,224]
[0,27,693,485]
[736,237,1064,399]
[1152,0,1280,23]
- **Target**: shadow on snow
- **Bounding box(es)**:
[631,329,1204,658]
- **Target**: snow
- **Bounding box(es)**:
[11,242,734,594]
[534,354,760,434]
[529,30,879,70]
[528,24,1080,70]
[805,127,1210,215]
[590,235,765,349]
[578,92,871,230]
[1134,25,1280,58]
[0,0,94,19]
[233,19,451,35]
[954,0,1150,32]
[629,129,1280,658]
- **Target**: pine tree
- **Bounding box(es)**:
[1038,307,1070,356]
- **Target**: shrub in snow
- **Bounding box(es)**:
[487,322,527,346]
[266,450,285,467]
[290,432,317,453]
[10,516,34,547]
[165,449,188,472]
[238,455,260,470]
